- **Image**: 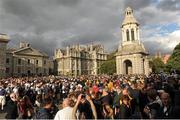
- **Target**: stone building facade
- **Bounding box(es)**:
[54,44,107,76]
[5,42,54,77]
[116,7,150,76]
[0,34,9,79]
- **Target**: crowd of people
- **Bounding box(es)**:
[0,73,180,119]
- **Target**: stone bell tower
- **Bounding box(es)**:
[116,7,150,76]
[0,34,9,79]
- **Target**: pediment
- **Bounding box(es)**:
[13,47,48,57]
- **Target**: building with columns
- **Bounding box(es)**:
[54,44,107,76]
[0,34,9,79]
[116,7,150,76]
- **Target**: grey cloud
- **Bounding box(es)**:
[61,31,116,46]
[143,41,172,55]
[0,0,178,57]
[2,0,37,20]
[55,0,81,6]
[8,33,58,56]
[124,0,153,10]
[157,0,180,11]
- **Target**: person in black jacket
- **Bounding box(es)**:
[144,89,161,119]
[158,92,173,118]
[5,93,18,119]
[34,97,53,119]
[119,95,132,119]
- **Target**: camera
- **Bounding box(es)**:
[81,94,86,99]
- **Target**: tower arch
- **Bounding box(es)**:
[126,29,130,41]
[123,59,132,74]
[131,28,135,41]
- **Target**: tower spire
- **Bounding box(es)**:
[122,7,139,27]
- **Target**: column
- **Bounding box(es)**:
[134,28,137,41]
[129,28,132,41]
[122,29,125,42]
[116,57,119,74]
[119,57,123,74]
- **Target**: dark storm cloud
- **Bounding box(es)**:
[8,33,58,56]
[157,0,180,11]
[55,0,81,6]
[2,0,35,18]
[0,0,83,56]
[0,0,179,56]
[124,0,153,10]
[61,31,117,47]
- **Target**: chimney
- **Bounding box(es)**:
[20,42,30,48]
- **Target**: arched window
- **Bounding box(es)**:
[131,29,135,41]
[126,29,130,41]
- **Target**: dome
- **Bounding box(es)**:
[122,7,139,26]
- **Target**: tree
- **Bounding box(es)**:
[99,50,117,75]
[151,57,165,73]
[166,42,180,73]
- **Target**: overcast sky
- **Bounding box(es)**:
[0,0,180,56]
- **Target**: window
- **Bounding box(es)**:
[131,29,135,41]
[28,59,30,65]
[36,60,38,65]
[44,60,46,65]
[6,68,9,73]
[126,30,130,41]
[6,58,10,64]
[18,59,21,65]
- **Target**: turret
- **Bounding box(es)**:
[121,7,140,46]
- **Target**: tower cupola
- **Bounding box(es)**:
[121,7,140,45]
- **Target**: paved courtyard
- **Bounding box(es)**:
[0,109,6,119]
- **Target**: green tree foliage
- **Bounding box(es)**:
[166,42,180,73]
[99,50,117,75]
[151,57,165,73]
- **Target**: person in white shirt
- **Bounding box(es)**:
[54,98,73,120]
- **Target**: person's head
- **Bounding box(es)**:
[62,98,71,108]
[102,87,108,93]
[147,89,157,102]
[17,87,25,98]
[10,93,17,102]
[42,98,53,109]
[161,92,170,106]
[122,95,130,104]
[80,94,86,104]
[115,86,121,93]
[122,88,129,95]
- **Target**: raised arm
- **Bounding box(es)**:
[86,94,97,119]
[72,94,82,119]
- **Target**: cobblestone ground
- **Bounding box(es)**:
[0,108,7,119]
